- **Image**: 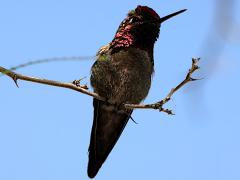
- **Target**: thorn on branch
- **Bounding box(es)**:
[12,74,19,88]
[190,77,199,81]
[159,107,175,115]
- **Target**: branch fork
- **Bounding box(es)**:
[124,58,200,114]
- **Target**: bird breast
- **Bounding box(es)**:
[91,47,153,105]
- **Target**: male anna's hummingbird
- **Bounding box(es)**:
[88,5,186,178]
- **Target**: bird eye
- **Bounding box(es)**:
[129,18,134,23]
[129,17,138,23]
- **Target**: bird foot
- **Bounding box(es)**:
[72,77,88,89]
[72,79,81,87]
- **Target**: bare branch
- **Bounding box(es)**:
[124,58,200,114]
[0,66,104,101]
[0,58,200,115]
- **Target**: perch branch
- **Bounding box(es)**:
[0,58,200,114]
[124,58,200,114]
[0,66,104,101]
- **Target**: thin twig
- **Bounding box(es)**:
[0,58,200,114]
[0,56,95,77]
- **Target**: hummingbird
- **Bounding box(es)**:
[88,5,186,178]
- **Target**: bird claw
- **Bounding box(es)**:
[130,116,138,124]
[72,80,81,87]
[72,78,89,90]
[72,77,86,87]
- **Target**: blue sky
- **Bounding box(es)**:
[1,0,240,179]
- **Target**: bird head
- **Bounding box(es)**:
[110,5,186,52]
